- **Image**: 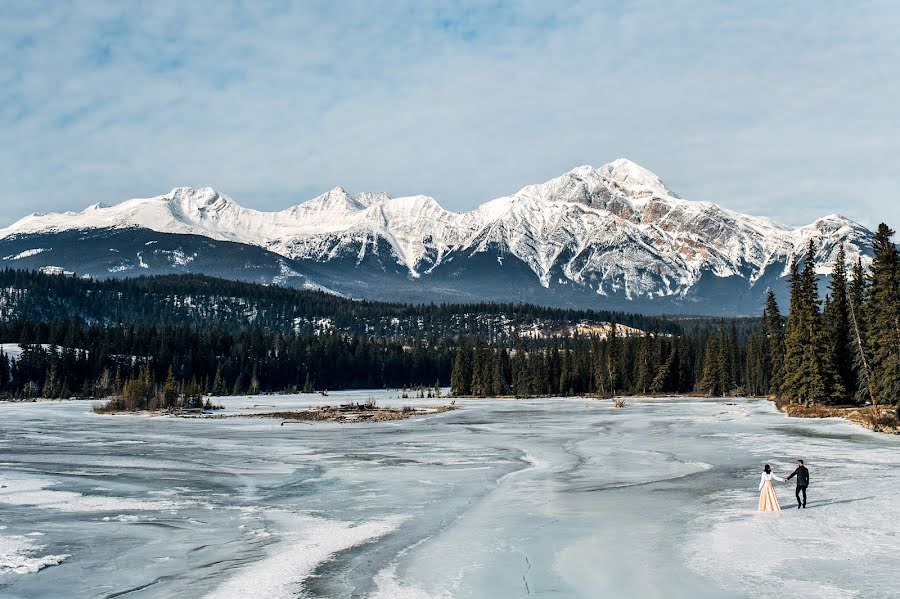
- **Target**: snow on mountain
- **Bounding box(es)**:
[0,159,873,300]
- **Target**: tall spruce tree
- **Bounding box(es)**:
[782,259,804,401]
[605,323,621,395]
[699,335,722,396]
[848,258,873,403]
[783,242,842,404]
[762,290,785,395]
[471,339,487,396]
[865,224,900,408]
[824,245,854,402]
[0,350,8,392]
[450,339,472,396]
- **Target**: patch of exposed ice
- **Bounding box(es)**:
[371,563,450,599]
[0,478,184,513]
[0,534,69,575]
[204,513,406,599]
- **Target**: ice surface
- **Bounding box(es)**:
[0,534,69,575]
[0,392,898,598]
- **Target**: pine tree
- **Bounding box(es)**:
[865,224,900,408]
[783,241,843,404]
[212,364,226,396]
[745,331,769,396]
[0,351,9,393]
[302,372,314,394]
[782,259,804,401]
[511,343,528,397]
[650,345,675,393]
[471,339,486,396]
[450,339,472,396]
[762,290,785,395]
[717,322,734,396]
[824,245,853,402]
[605,323,621,394]
[848,258,873,404]
[249,365,260,395]
[491,351,507,396]
[634,333,655,394]
[782,253,822,404]
[699,336,722,396]
[162,366,178,409]
[559,348,572,396]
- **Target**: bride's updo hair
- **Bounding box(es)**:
[764,464,771,474]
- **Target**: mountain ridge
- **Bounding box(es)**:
[0,159,874,314]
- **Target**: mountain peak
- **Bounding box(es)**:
[164,186,228,206]
[354,191,392,208]
[599,158,674,199]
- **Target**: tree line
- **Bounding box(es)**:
[0,320,452,402]
[0,269,671,340]
[1,224,896,411]
[449,223,899,409]
[776,225,899,409]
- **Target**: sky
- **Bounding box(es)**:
[2,1,899,229]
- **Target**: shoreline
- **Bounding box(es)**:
[773,397,900,435]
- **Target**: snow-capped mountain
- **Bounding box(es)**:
[0,159,874,315]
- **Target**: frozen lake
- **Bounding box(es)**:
[1,393,898,598]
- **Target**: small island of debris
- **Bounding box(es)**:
[212,401,457,424]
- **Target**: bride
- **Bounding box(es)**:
[758,464,782,512]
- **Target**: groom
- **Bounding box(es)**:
[784,459,810,508]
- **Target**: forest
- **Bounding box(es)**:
[0,269,668,339]
[450,224,900,411]
[0,224,897,413]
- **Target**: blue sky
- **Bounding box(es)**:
[2,1,899,229]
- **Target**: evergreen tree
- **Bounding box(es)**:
[559,348,573,395]
[650,344,675,394]
[212,364,226,396]
[511,343,529,397]
[491,350,507,396]
[717,322,734,395]
[634,333,655,394]
[450,339,472,396]
[783,241,844,404]
[824,245,854,401]
[471,339,487,396]
[605,323,621,394]
[745,331,769,396]
[249,365,260,395]
[782,255,818,404]
[0,351,8,392]
[699,336,722,396]
[848,258,873,403]
[865,224,900,408]
[762,290,785,395]
[162,366,178,409]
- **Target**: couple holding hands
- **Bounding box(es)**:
[759,459,810,512]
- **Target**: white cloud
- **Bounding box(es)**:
[1,1,899,229]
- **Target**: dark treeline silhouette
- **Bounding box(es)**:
[448,223,899,408]
[777,225,899,410]
[1,222,897,412]
[0,269,671,339]
[0,319,451,400]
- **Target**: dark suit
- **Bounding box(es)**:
[787,465,809,507]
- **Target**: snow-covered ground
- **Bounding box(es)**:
[1,392,897,598]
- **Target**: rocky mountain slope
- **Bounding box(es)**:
[0,159,873,315]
